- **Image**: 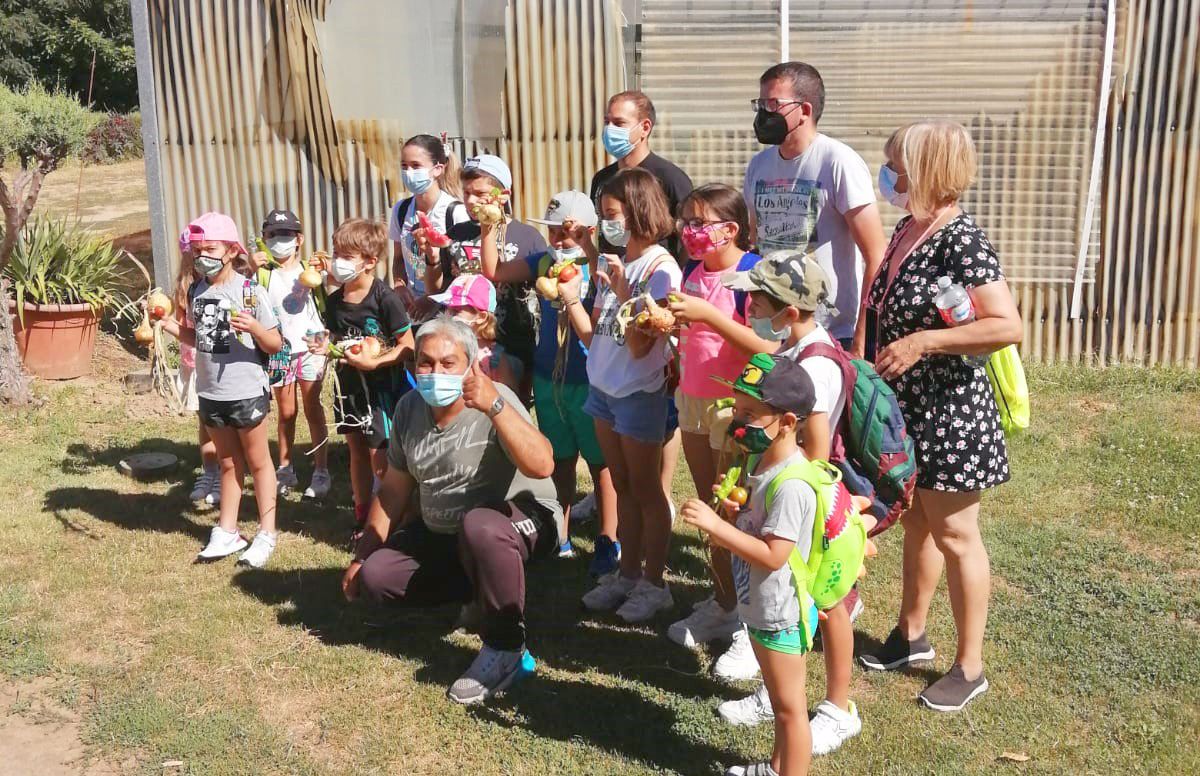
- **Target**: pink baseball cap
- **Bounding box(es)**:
[183,212,246,255]
[430,274,497,313]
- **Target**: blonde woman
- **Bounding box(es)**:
[858,120,1022,712]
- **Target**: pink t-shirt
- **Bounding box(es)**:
[678,256,752,399]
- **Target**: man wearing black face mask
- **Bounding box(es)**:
[743,62,885,359]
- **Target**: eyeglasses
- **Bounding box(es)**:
[677,218,730,231]
[750,98,804,113]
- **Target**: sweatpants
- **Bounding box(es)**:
[358,498,556,650]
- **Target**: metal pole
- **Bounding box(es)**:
[129,0,171,289]
[780,0,789,61]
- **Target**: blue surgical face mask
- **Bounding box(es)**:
[402,167,434,195]
[602,124,637,159]
[194,253,225,278]
[749,309,790,341]
[600,218,629,247]
[415,371,465,407]
[552,245,585,263]
[878,165,909,210]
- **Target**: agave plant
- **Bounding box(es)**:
[2,217,136,325]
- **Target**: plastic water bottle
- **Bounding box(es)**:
[934,276,986,367]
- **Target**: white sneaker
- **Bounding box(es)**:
[668,597,741,647]
[724,762,778,776]
[714,626,761,681]
[718,683,774,726]
[616,579,673,623]
[303,468,331,500]
[447,645,531,705]
[276,465,298,495]
[196,526,247,562]
[237,530,278,569]
[571,492,596,523]
[203,476,222,508]
[582,573,637,612]
[190,469,217,501]
[810,699,862,756]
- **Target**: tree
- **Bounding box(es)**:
[0,0,137,112]
[0,82,97,404]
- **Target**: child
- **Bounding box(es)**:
[680,353,820,776]
[312,218,415,542]
[663,184,761,652]
[713,252,861,755]
[388,134,467,308]
[427,154,547,400]
[254,209,331,499]
[159,212,284,567]
[558,168,682,622]
[430,273,520,392]
[171,249,221,508]
[479,190,621,569]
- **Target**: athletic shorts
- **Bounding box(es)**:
[271,351,327,388]
[583,385,669,445]
[334,386,404,450]
[674,390,734,450]
[748,602,820,655]
[533,375,604,466]
[198,391,270,430]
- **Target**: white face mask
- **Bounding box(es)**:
[552,245,585,263]
[330,257,361,284]
[265,236,298,259]
[600,218,629,247]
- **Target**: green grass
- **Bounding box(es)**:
[1,362,1198,774]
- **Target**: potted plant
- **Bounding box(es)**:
[4,217,132,379]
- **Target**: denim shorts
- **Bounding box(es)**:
[583,386,669,445]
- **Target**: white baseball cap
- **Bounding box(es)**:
[462,154,513,190]
[529,190,598,228]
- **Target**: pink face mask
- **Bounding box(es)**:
[681,223,732,257]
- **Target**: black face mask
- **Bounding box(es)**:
[753,108,791,146]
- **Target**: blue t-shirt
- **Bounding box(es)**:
[526,251,592,384]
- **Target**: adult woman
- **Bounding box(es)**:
[858,120,1022,712]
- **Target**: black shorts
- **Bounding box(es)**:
[198,392,270,430]
[334,387,405,450]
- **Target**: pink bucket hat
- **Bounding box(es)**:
[183,212,246,255]
[430,274,497,313]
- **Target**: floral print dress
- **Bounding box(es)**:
[866,213,1010,492]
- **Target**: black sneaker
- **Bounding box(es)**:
[918,663,988,712]
[858,627,936,671]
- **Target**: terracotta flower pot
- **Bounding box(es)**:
[7,300,101,379]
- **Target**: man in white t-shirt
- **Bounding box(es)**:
[744,62,886,357]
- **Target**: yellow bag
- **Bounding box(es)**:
[985,344,1029,434]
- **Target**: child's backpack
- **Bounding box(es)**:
[682,252,762,319]
[797,341,916,536]
[759,456,870,651]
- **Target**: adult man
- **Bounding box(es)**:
[342,316,562,705]
[744,62,886,357]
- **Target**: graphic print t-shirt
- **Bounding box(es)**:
[324,278,412,397]
[743,133,876,340]
[263,262,324,353]
[188,275,279,401]
[388,192,470,296]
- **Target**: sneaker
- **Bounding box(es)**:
[616,579,674,623]
[236,530,278,569]
[203,476,222,508]
[918,664,989,712]
[810,699,862,755]
[724,762,778,776]
[276,465,299,496]
[844,586,864,623]
[668,597,741,647]
[714,626,761,681]
[455,602,484,634]
[446,646,536,705]
[572,492,596,523]
[303,468,331,500]
[196,526,248,562]
[190,469,217,501]
[588,535,621,579]
[717,683,773,726]
[582,572,637,612]
[858,627,936,672]
[558,539,576,559]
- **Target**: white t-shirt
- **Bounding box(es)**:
[263,261,324,353]
[778,325,845,442]
[743,133,876,340]
[587,245,683,398]
[388,191,469,297]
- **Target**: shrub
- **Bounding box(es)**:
[82,111,143,164]
[0,83,99,171]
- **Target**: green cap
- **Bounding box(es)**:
[723,250,837,314]
[727,353,816,416]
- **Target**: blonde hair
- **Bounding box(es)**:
[470,309,497,343]
[885,120,977,220]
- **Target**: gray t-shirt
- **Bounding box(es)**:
[732,452,817,632]
[188,275,279,401]
[387,383,563,537]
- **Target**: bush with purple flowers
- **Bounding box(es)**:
[81,112,142,164]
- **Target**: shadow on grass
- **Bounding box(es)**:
[849,627,941,686]
[231,562,736,772]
